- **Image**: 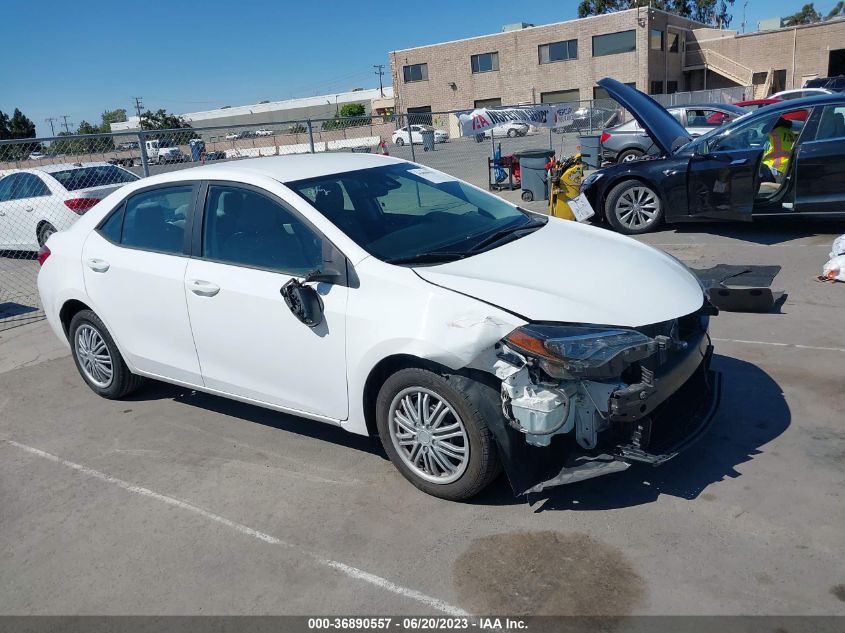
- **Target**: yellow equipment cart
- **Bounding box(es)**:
[548,154,585,220]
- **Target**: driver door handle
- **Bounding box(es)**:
[730,158,748,165]
[187,279,220,297]
[86,258,110,273]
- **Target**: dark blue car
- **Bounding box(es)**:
[582,78,845,234]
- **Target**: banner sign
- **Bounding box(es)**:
[458,104,578,136]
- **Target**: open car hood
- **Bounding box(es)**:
[413,219,704,327]
[597,78,692,156]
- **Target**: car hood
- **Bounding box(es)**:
[413,219,703,327]
[597,78,692,156]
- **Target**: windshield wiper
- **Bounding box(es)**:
[466,218,547,254]
[384,251,469,265]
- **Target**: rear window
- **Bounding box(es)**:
[51,165,139,192]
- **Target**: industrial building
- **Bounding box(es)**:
[389,7,845,113]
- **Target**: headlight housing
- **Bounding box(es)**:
[504,324,656,380]
[580,171,603,191]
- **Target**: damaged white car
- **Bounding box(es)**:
[37,154,719,500]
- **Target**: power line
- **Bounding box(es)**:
[374,64,385,98]
[133,97,144,128]
[60,115,72,133]
[44,117,57,136]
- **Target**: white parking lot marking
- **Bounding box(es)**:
[712,338,845,353]
[3,438,470,617]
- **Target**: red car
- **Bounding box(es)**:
[734,98,807,121]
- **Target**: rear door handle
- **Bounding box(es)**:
[730,158,748,165]
[86,258,110,273]
[187,279,220,297]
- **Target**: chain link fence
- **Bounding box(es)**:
[0,87,747,330]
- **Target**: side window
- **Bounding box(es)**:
[0,175,18,202]
[709,110,806,153]
[815,106,845,141]
[688,109,728,128]
[14,174,50,199]
[202,185,322,275]
[97,203,126,243]
[121,186,192,254]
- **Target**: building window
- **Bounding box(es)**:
[594,83,636,100]
[403,63,428,83]
[592,30,636,57]
[541,89,580,104]
[650,81,664,95]
[407,105,432,125]
[668,32,679,53]
[539,39,578,64]
[471,52,499,74]
[667,80,679,94]
[474,98,502,109]
[650,29,664,51]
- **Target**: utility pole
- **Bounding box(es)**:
[60,115,72,133]
[44,117,57,136]
[133,97,144,129]
[374,64,385,97]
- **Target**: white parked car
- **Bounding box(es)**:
[254,129,274,136]
[392,125,448,146]
[0,162,139,250]
[770,88,832,100]
[224,132,240,141]
[479,123,530,138]
[37,154,717,500]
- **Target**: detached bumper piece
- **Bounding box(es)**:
[693,264,784,313]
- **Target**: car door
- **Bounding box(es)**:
[0,174,20,248]
[183,183,348,421]
[685,111,778,221]
[81,183,203,385]
[794,104,845,214]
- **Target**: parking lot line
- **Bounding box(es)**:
[3,437,471,618]
[712,337,845,353]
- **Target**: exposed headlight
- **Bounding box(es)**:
[581,172,603,190]
[504,324,656,379]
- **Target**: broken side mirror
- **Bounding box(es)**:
[281,279,324,327]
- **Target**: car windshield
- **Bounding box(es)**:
[287,163,546,264]
[51,165,139,191]
[677,110,755,152]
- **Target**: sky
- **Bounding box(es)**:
[1,0,841,137]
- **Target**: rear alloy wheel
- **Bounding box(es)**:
[376,368,500,500]
[507,128,518,138]
[617,149,644,164]
[395,137,405,146]
[69,309,145,399]
[37,223,56,248]
[605,180,663,235]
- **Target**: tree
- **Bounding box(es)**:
[783,3,822,24]
[0,108,40,160]
[578,0,734,27]
[826,1,844,19]
[139,108,190,131]
[339,103,366,118]
[0,110,10,140]
[9,108,36,139]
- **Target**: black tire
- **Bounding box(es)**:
[604,179,664,235]
[521,190,534,202]
[395,137,405,146]
[37,223,56,248]
[507,128,518,138]
[376,367,500,501]
[616,148,645,164]
[68,310,145,399]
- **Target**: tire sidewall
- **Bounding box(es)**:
[38,223,55,247]
[69,310,133,399]
[617,149,644,164]
[375,367,495,500]
[604,180,664,235]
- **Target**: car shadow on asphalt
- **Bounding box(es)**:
[123,382,389,460]
[668,218,845,246]
[470,353,791,511]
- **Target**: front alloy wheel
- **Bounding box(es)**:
[605,180,664,235]
[376,367,500,500]
[75,324,113,388]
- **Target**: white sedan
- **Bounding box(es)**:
[38,154,717,499]
[392,125,448,146]
[255,129,275,136]
[0,162,139,250]
[479,123,530,138]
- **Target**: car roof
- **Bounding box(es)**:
[674,102,745,111]
[754,92,844,112]
[30,161,114,174]
[136,153,405,186]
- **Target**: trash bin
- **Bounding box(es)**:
[189,139,205,162]
[515,149,554,202]
[579,134,602,169]
[421,129,435,152]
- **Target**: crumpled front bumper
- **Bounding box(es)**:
[485,331,719,496]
